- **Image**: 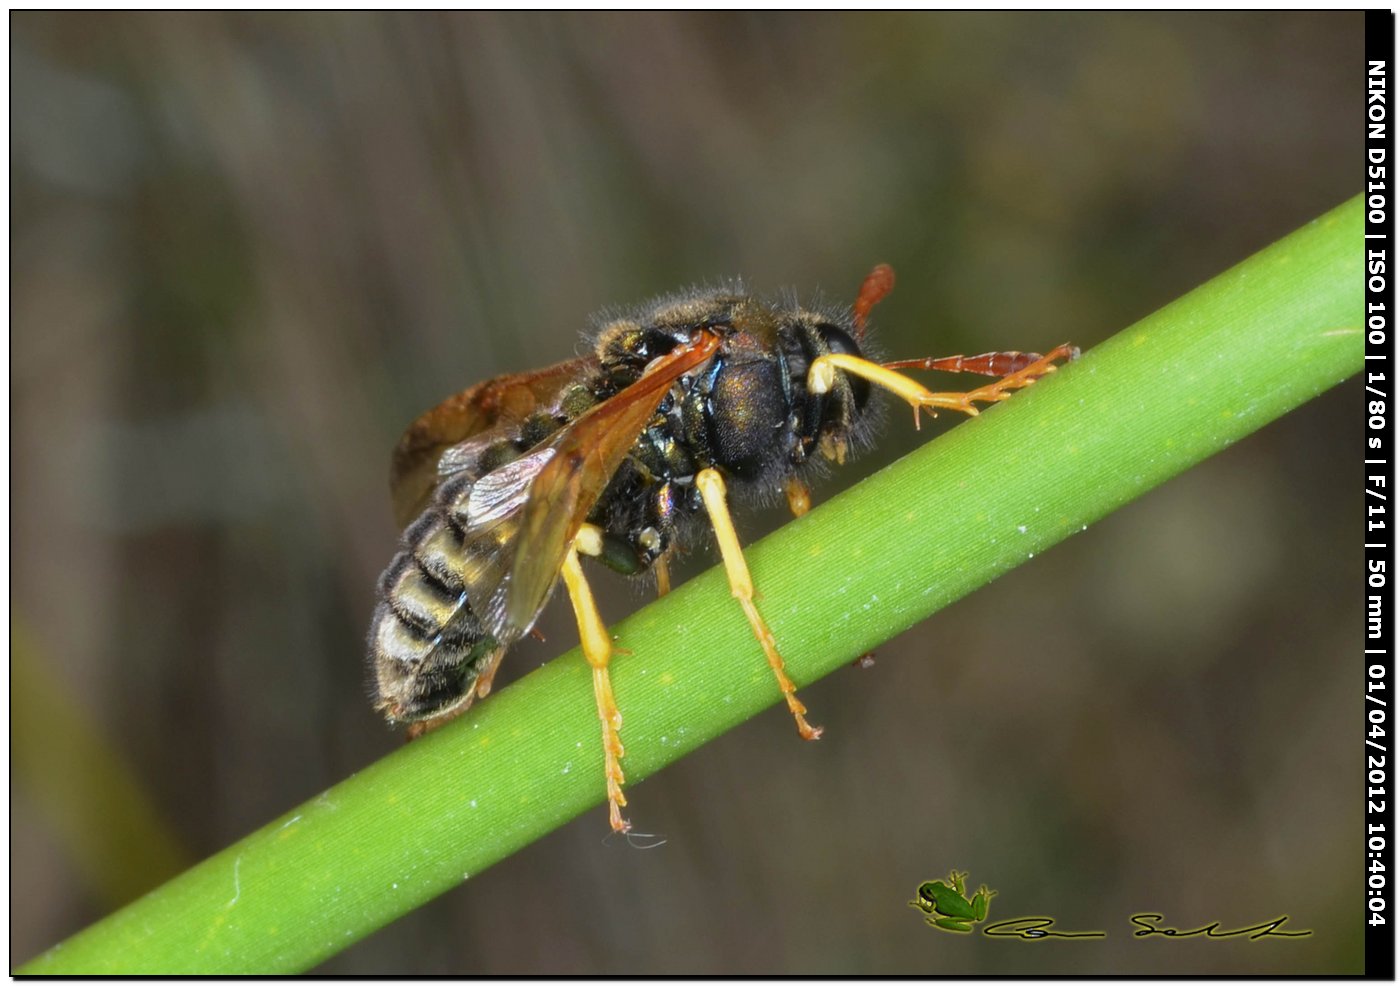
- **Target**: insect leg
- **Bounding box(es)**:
[653,553,673,598]
[809,345,1078,430]
[561,526,630,833]
[783,475,812,518]
[472,646,509,700]
[695,468,823,741]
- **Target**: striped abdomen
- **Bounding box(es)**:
[369,502,503,724]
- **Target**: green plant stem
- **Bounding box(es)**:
[21,196,1362,974]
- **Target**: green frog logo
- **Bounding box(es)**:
[910,870,996,933]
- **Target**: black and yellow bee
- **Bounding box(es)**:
[369,265,1075,832]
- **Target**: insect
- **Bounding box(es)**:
[368,265,1076,832]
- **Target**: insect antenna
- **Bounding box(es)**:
[852,263,896,340]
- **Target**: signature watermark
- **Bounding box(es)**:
[909,872,1312,941]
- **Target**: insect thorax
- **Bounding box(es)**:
[583,293,875,573]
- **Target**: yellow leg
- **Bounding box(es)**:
[695,468,822,741]
[784,475,812,518]
[654,552,672,598]
[473,646,508,700]
[808,345,1077,430]
[561,528,630,833]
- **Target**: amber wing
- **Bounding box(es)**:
[499,331,723,636]
[389,355,599,528]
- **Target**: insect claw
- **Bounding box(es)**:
[623,830,668,850]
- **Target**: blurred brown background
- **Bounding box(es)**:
[12,11,1362,974]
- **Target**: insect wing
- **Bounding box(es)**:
[390,355,598,528]
[445,445,559,646]
[499,331,723,636]
[464,447,557,526]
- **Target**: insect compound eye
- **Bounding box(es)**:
[816,322,861,358]
[815,323,871,410]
